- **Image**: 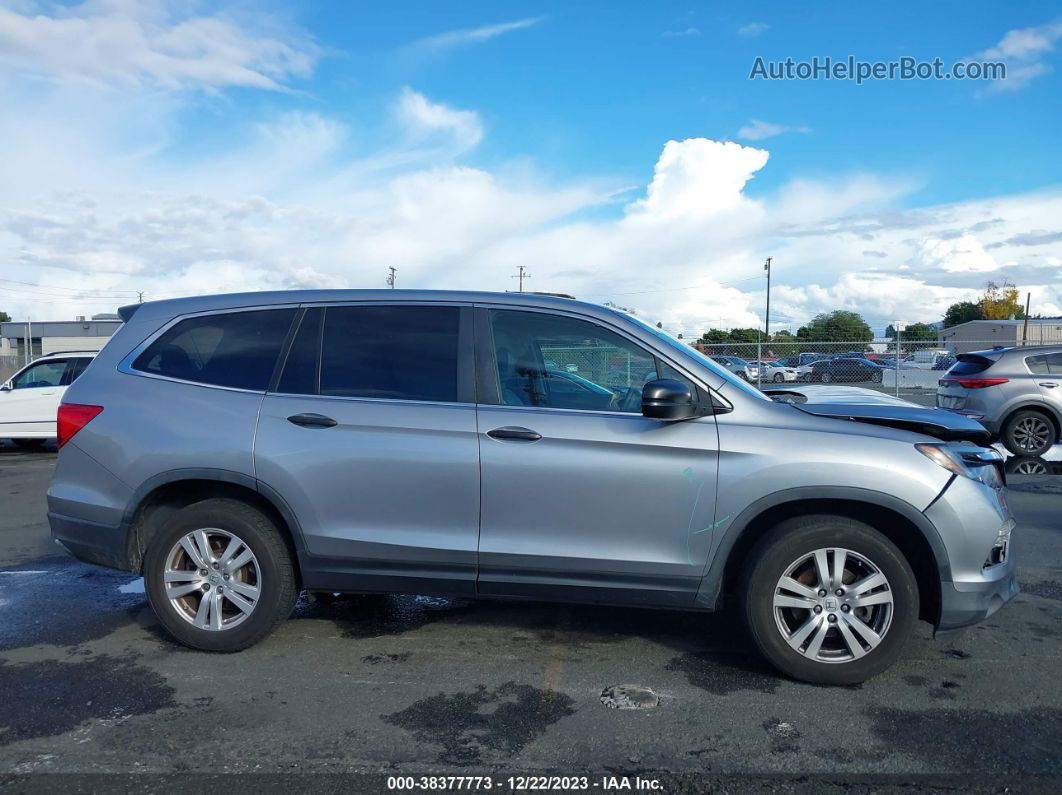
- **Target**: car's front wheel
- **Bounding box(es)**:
[143,497,298,652]
[741,515,918,685]
[773,372,784,382]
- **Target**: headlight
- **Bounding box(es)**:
[916,443,1005,489]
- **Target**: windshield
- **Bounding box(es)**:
[620,312,770,401]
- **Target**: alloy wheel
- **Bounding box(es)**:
[772,547,893,663]
[163,528,262,631]
[1013,416,1051,453]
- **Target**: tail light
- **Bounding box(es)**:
[940,378,1009,389]
[57,404,103,449]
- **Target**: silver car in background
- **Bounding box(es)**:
[937,345,1062,457]
[48,290,1016,685]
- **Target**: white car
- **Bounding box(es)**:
[749,360,799,382]
[0,351,96,449]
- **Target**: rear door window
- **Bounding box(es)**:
[133,309,296,391]
[278,305,463,402]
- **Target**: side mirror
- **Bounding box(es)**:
[642,378,698,421]
[0,382,11,392]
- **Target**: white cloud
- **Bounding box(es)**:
[0,0,319,92]
[625,138,769,220]
[395,88,484,154]
[737,22,770,38]
[737,119,811,141]
[662,28,701,39]
[973,18,1062,92]
[915,233,998,273]
[408,17,542,51]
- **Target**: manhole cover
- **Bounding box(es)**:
[600,685,659,710]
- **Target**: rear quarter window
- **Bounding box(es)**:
[132,309,296,391]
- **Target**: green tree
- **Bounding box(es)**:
[942,301,983,327]
[727,327,761,343]
[700,329,730,343]
[796,311,873,344]
[886,322,937,341]
[0,311,10,323]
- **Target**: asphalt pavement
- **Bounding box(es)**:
[1,440,1060,792]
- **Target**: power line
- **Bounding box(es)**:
[0,277,140,296]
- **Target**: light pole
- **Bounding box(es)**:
[386,267,397,289]
[757,257,772,389]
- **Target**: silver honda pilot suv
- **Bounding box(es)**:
[47,291,1017,685]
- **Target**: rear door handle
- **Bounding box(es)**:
[287,413,338,428]
[486,426,542,442]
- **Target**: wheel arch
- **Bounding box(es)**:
[120,469,305,581]
[696,487,948,626]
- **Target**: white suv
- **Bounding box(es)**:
[1,351,96,449]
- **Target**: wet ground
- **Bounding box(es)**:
[1,442,1061,791]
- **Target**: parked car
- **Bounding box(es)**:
[775,354,824,382]
[708,355,756,381]
[903,349,951,370]
[0,351,96,448]
[49,291,1014,685]
[809,357,887,384]
[749,360,798,382]
[937,345,1062,457]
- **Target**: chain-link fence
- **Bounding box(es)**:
[0,354,21,384]
[694,337,1062,405]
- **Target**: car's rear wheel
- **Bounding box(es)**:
[144,497,297,652]
[871,370,883,383]
[773,372,784,382]
[1002,410,1056,457]
[820,371,833,383]
[741,515,918,685]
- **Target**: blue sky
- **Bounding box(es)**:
[1,1,1060,335]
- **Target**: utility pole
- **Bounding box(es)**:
[512,266,530,292]
[757,257,772,390]
[137,291,144,303]
[1021,292,1031,345]
[386,267,397,289]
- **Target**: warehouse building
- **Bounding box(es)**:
[0,314,123,362]
[938,318,1062,353]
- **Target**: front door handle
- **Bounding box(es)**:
[1040,383,1058,388]
[287,413,338,428]
[486,426,542,442]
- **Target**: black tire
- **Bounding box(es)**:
[143,497,298,652]
[871,370,883,383]
[12,439,48,450]
[741,514,918,685]
[820,371,832,383]
[1002,409,1056,457]
[773,373,784,383]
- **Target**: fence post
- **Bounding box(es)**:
[894,328,901,398]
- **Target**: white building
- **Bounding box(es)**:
[938,318,1062,354]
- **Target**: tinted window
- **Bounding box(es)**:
[1027,353,1062,375]
[307,305,460,402]
[489,310,660,412]
[277,308,322,395]
[63,357,92,385]
[1027,355,1050,375]
[133,309,295,391]
[950,356,992,376]
[13,359,68,389]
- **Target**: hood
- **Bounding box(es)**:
[762,384,992,444]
